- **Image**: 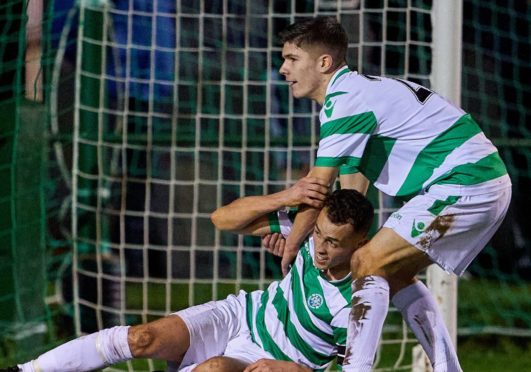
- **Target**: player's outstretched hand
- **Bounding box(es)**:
[262,233,285,257]
[281,176,329,208]
[243,359,312,372]
[281,243,299,276]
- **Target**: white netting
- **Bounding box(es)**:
[71,1,437,370]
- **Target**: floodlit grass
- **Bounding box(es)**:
[1,278,530,370]
[458,335,531,372]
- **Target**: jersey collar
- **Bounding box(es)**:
[327,65,351,92]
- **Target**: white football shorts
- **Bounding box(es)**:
[383,175,511,276]
[168,290,274,371]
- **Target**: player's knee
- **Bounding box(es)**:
[128,324,156,357]
[350,248,380,278]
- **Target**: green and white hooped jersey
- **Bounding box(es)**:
[245,211,350,370]
[317,67,509,198]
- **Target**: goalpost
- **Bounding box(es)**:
[68,1,461,370]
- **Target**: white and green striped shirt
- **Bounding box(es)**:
[245,211,350,370]
[317,67,508,198]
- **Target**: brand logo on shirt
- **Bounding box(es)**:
[307,293,324,309]
[323,91,348,118]
[411,219,426,238]
[390,212,402,220]
[324,98,336,118]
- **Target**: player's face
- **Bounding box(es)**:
[279,42,327,104]
[312,208,366,280]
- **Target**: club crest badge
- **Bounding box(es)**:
[307,293,323,309]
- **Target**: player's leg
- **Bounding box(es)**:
[128,315,190,361]
[17,325,133,372]
[16,315,190,372]
[391,278,461,372]
[344,183,511,371]
[192,356,249,372]
[169,292,248,371]
[343,227,432,371]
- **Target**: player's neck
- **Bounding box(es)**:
[315,63,348,105]
[324,265,351,281]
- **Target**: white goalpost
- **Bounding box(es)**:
[68,1,461,371]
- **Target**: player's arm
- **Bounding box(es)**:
[339,172,370,195]
[281,166,338,275]
[210,175,329,236]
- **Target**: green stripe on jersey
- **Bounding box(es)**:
[290,262,335,344]
[300,249,335,323]
[255,290,291,361]
[432,151,508,186]
[268,212,281,234]
[339,164,359,175]
[315,155,360,168]
[245,293,258,344]
[358,135,397,182]
[271,286,331,366]
[320,112,377,139]
[324,91,348,102]
[332,324,348,345]
[329,275,352,303]
[397,114,483,197]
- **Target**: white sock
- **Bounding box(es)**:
[343,276,390,372]
[392,281,462,372]
[19,326,132,372]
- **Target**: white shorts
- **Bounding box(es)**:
[383,176,512,276]
[168,290,274,371]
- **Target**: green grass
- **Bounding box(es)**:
[458,335,531,371]
[2,279,530,370]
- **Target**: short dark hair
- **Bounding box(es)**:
[323,189,374,236]
[279,16,348,67]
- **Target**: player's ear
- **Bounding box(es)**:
[319,54,334,73]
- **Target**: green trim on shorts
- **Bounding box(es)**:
[428,195,461,216]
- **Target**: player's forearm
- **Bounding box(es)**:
[211,176,329,233]
[285,204,320,249]
[339,172,370,195]
[210,192,287,232]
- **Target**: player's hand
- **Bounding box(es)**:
[243,359,312,372]
[262,233,285,257]
[281,176,329,208]
[281,243,299,276]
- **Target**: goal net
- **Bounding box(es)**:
[71,1,437,370]
[2,0,530,370]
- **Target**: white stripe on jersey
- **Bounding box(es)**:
[377,139,425,193]
[284,289,335,355]
[330,307,351,328]
[317,275,349,313]
[317,67,506,197]
[318,133,369,158]
[262,285,317,368]
[421,132,499,190]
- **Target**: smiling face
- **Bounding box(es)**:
[279,42,330,104]
[312,207,367,280]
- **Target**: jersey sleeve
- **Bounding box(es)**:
[316,89,378,172]
[267,209,297,238]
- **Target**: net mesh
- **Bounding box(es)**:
[0,0,529,369]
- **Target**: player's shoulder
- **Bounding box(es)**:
[321,70,374,123]
[327,68,364,94]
